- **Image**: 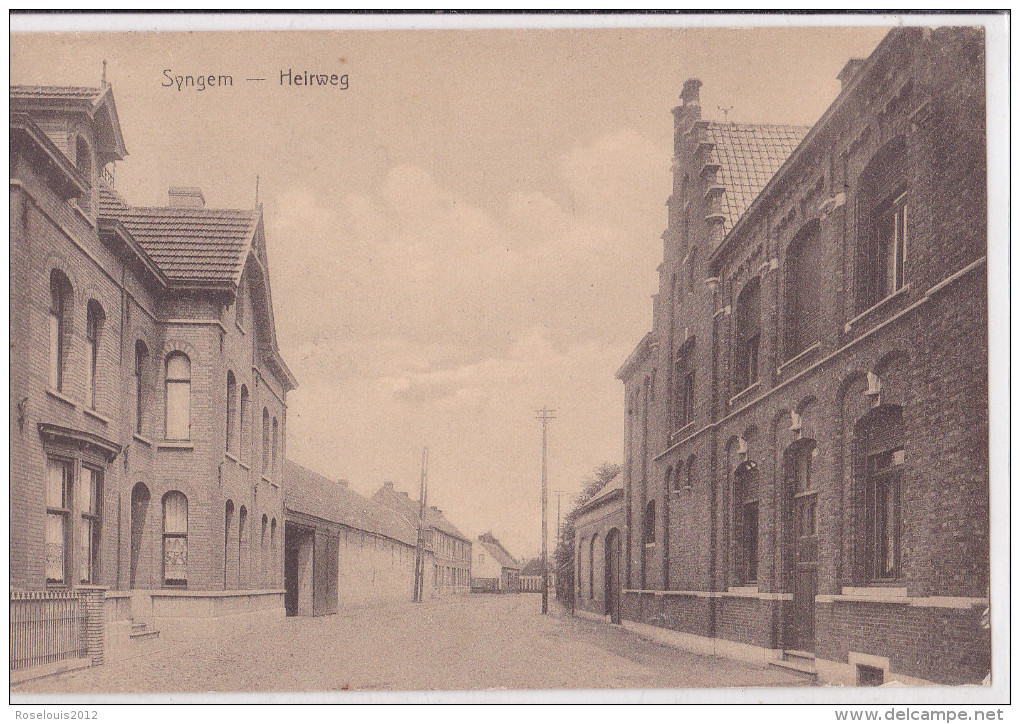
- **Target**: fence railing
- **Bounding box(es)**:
[10,590,87,671]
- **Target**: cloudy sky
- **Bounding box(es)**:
[12,20,888,558]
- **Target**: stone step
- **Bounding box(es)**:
[768,656,818,679]
[129,627,160,642]
[783,649,816,663]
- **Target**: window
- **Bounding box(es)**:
[262,408,270,474]
[858,138,907,312]
[226,372,237,454]
[165,353,191,440]
[45,458,73,584]
[79,466,102,584]
[239,385,250,462]
[270,518,278,576]
[272,417,279,477]
[85,301,104,409]
[162,492,188,586]
[686,455,696,490]
[734,278,761,391]
[644,500,656,545]
[588,535,595,599]
[261,514,268,582]
[674,340,695,429]
[238,506,247,586]
[48,271,71,391]
[134,341,148,434]
[784,222,822,360]
[223,501,235,588]
[859,407,904,581]
[734,463,759,583]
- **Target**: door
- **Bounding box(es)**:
[129,483,150,588]
[604,528,621,624]
[784,443,818,651]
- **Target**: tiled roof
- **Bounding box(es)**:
[372,484,471,543]
[10,85,104,102]
[98,182,257,285]
[285,460,418,547]
[704,123,809,233]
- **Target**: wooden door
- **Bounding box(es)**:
[788,492,818,650]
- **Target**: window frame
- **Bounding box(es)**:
[79,465,102,584]
[45,457,74,586]
[734,278,762,392]
[134,341,148,435]
[85,302,104,410]
[164,352,192,441]
[162,491,189,587]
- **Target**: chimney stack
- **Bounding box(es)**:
[337,478,349,488]
[837,58,865,92]
[168,186,205,209]
[680,78,702,108]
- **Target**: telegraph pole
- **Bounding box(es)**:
[536,406,556,614]
[413,446,429,603]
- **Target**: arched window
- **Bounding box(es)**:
[261,514,268,584]
[162,492,188,586]
[238,505,247,587]
[134,341,148,435]
[270,517,278,576]
[48,270,72,391]
[577,537,586,598]
[674,339,695,430]
[856,406,904,582]
[644,500,656,545]
[272,417,279,477]
[858,137,907,312]
[784,221,822,360]
[165,353,191,440]
[734,463,759,584]
[225,371,237,454]
[588,535,596,599]
[686,455,696,490]
[85,301,105,409]
[224,500,234,588]
[734,278,762,391]
[262,408,271,474]
[688,247,699,293]
[239,385,250,461]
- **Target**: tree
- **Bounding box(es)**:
[554,462,621,605]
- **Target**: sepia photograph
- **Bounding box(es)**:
[7,10,1009,711]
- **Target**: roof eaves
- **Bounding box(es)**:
[615,331,655,381]
[96,216,169,289]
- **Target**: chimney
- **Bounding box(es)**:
[837,58,865,92]
[383,481,395,490]
[168,186,205,209]
[337,478,349,488]
[672,78,703,155]
[680,78,702,109]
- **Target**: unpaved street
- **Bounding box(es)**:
[14,594,808,694]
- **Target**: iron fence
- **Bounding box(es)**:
[10,590,86,671]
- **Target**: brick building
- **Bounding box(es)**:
[283,460,421,616]
[372,482,472,595]
[615,27,988,685]
[573,474,624,623]
[10,83,297,663]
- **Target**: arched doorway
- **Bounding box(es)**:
[783,439,818,651]
[604,528,621,624]
[129,483,150,588]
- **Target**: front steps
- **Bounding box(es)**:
[130,620,160,642]
[769,650,818,680]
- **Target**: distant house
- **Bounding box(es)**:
[519,557,548,593]
[284,460,421,616]
[372,482,472,595]
[471,533,521,593]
